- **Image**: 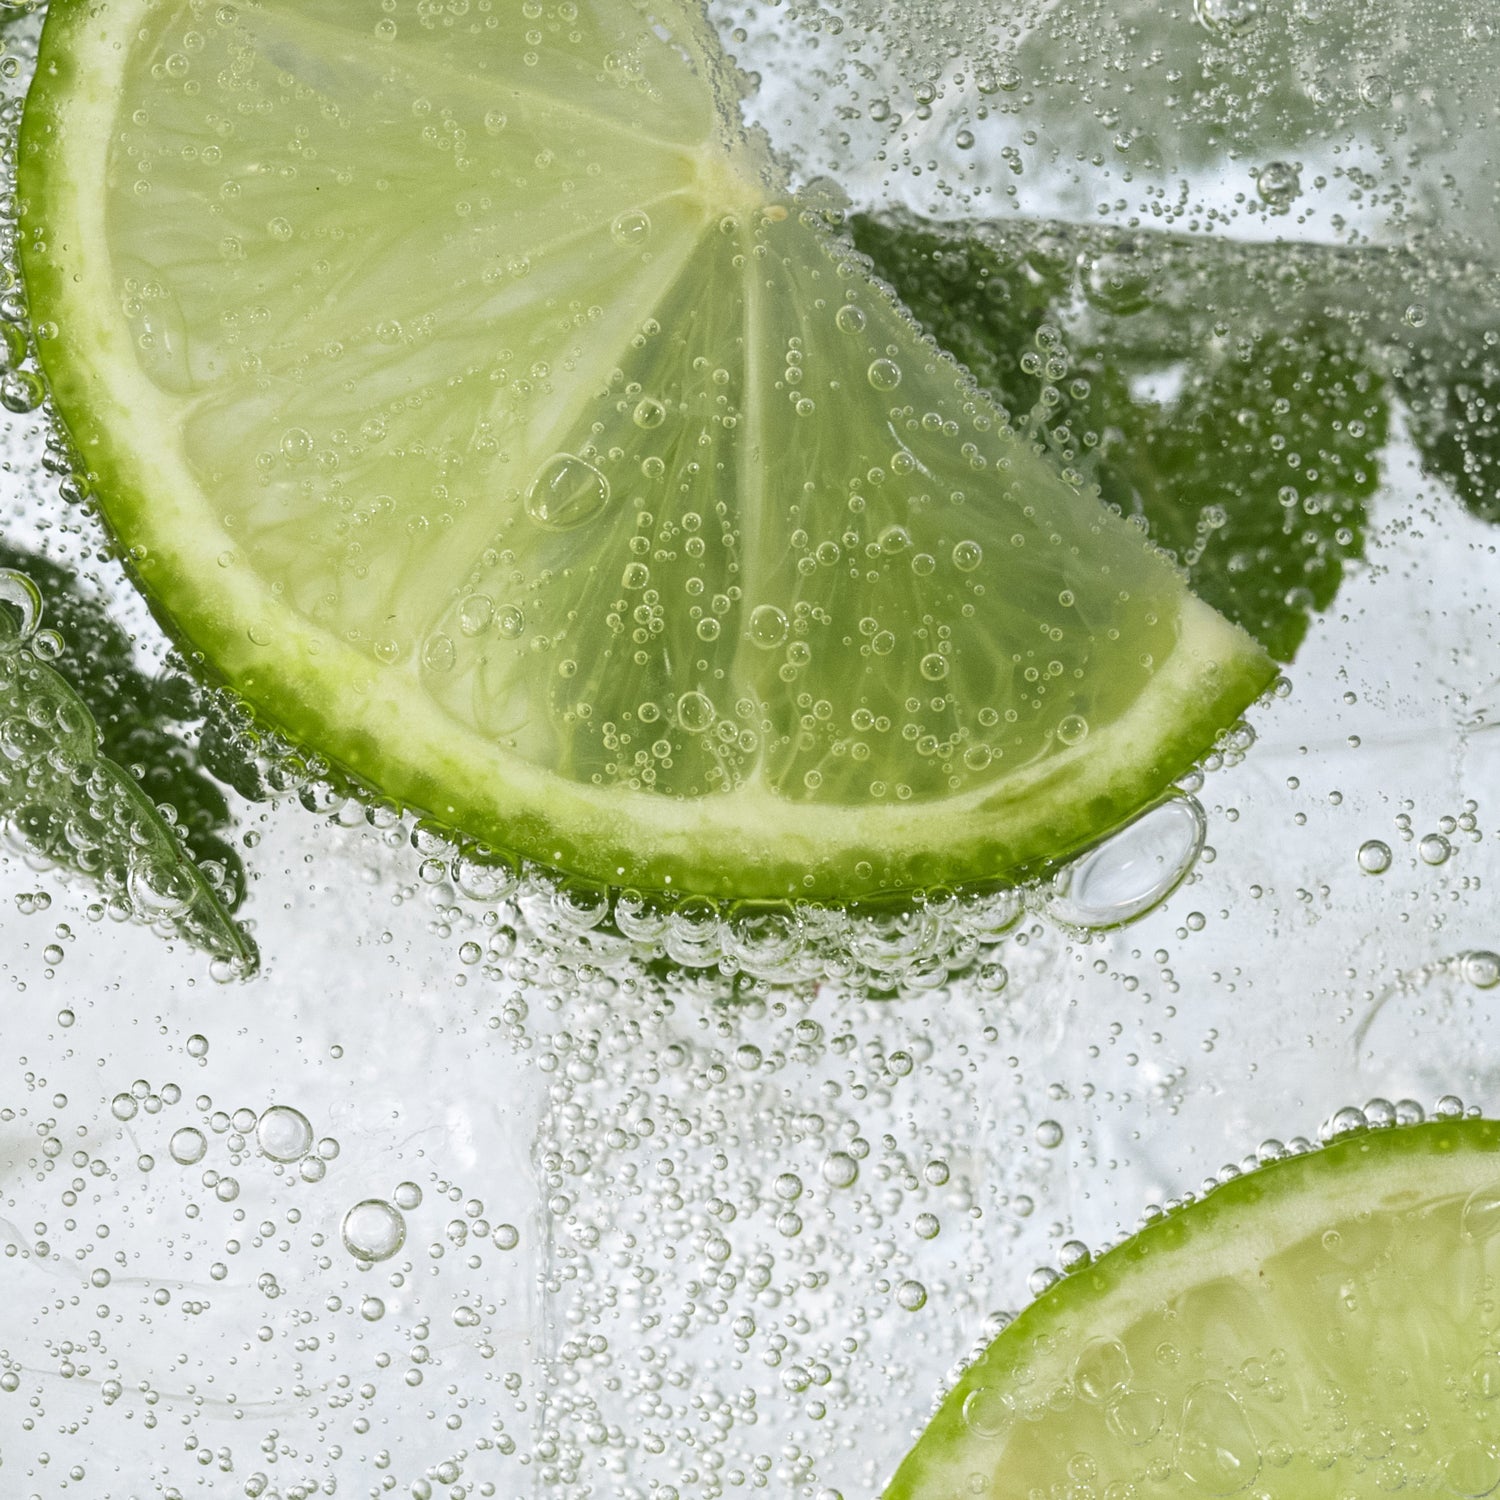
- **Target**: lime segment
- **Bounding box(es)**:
[18,0,1275,898]
[885,1117,1500,1498]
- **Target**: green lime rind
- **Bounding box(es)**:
[17,0,1274,902]
[884,1116,1500,1500]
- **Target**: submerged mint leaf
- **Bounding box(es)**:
[852,213,1389,664]
[0,549,255,972]
[1110,332,1384,664]
[1399,322,1500,525]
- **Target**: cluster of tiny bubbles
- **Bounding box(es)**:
[389,802,1031,992]
[445,902,1072,1500]
[1357,802,1483,877]
[0,566,255,971]
[1015,1096,1471,1307]
[417,743,1245,992]
[1319,1093,1474,1141]
[0,1053,563,1491]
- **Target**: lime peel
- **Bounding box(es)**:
[885,1115,1500,1499]
[18,0,1274,899]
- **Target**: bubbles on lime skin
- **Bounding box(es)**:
[524,452,612,531]
[964,1101,1494,1496]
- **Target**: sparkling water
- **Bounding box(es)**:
[4,1,1500,1497]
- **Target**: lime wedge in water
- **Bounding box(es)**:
[885,1115,1500,1498]
[16,0,1274,899]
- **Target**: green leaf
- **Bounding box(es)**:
[852,213,1389,663]
[0,544,255,972]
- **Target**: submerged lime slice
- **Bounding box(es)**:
[886,1115,1500,1499]
[16,0,1274,899]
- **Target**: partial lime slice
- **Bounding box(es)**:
[886,1115,1500,1499]
[16,0,1274,900]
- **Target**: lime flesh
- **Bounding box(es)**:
[885,1117,1500,1499]
[17,0,1275,899]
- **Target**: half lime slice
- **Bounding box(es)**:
[16,0,1275,899]
[886,1115,1500,1498]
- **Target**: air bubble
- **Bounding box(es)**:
[1046,794,1206,930]
[610,209,652,248]
[1193,0,1259,34]
[1178,1384,1260,1492]
[341,1199,407,1263]
[1461,1185,1500,1242]
[1108,1390,1166,1443]
[257,1105,313,1163]
[821,1151,859,1188]
[747,605,789,650]
[1419,833,1452,866]
[0,569,42,644]
[1463,951,1500,990]
[1075,1338,1131,1402]
[1084,247,1151,314]
[632,396,666,430]
[835,304,866,334]
[1256,160,1301,207]
[128,854,198,920]
[525,453,611,531]
[1443,1441,1500,1499]
[867,358,902,391]
[0,369,44,413]
[422,632,455,672]
[895,1279,927,1311]
[169,1127,206,1165]
[676,691,715,734]
[961,1386,1012,1438]
[453,848,519,902]
[458,594,494,636]
[1357,839,1392,875]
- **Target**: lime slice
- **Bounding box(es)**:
[16,0,1274,900]
[885,1115,1500,1499]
